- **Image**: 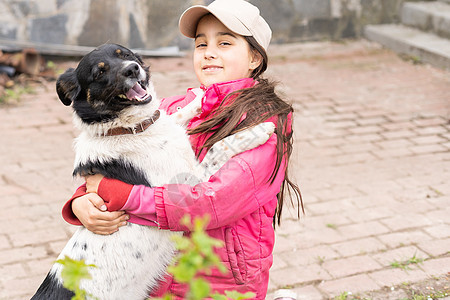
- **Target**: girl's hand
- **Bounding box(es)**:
[72,193,129,235]
[85,173,104,193]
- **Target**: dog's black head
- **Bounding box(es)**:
[56,43,152,123]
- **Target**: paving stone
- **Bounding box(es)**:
[414,125,448,135]
[331,237,387,257]
[376,138,414,149]
[410,144,449,154]
[322,255,382,278]
[379,214,434,231]
[337,221,391,240]
[419,257,450,276]
[318,274,380,298]
[280,245,340,266]
[410,135,448,145]
[368,267,429,287]
[292,285,324,300]
[377,231,434,249]
[0,235,11,250]
[0,246,48,266]
[423,224,450,239]
[349,125,383,134]
[417,238,450,257]
[270,264,332,287]
[0,274,43,299]
[371,246,429,267]
[381,130,417,139]
[0,262,28,280]
[9,226,68,248]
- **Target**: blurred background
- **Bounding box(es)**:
[0,0,433,50]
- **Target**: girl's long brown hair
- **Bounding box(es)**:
[189,36,303,226]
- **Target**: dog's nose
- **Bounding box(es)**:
[122,63,140,78]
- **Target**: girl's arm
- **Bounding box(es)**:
[91,133,284,231]
[63,130,283,231]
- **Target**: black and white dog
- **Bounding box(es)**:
[31,44,273,299]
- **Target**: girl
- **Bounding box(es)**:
[62,0,302,298]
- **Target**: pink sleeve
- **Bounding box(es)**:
[122,185,158,226]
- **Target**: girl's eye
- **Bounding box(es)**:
[196,43,207,48]
[220,41,231,46]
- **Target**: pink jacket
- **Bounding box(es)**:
[63,78,288,299]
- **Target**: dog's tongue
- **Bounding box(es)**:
[126,83,147,100]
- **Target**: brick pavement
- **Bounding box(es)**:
[0,40,449,299]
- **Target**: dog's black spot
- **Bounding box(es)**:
[101,243,107,252]
[72,242,78,249]
[123,242,133,249]
[133,251,143,260]
[159,140,168,150]
[82,243,87,251]
[74,159,152,187]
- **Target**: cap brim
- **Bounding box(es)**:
[179,6,210,38]
[179,5,252,39]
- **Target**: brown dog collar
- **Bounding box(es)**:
[104,110,161,136]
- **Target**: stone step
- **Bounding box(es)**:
[400,0,450,38]
[364,23,450,70]
[401,1,450,39]
[439,0,450,4]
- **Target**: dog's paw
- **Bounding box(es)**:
[233,122,275,149]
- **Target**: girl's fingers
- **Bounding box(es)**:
[85,174,104,193]
[89,211,129,225]
[72,193,129,234]
[86,192,107,211]
[86,217,128,235]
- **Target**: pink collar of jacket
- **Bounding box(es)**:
[160,78,257,117]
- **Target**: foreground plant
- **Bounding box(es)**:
[56,256,97,300]
[158,215,254,300]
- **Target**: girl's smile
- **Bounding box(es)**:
[202,64,223,73]
[193,14,262,87]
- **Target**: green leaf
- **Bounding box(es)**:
[225,290,256,300]
[211,294,228,300]
[190,278,210,300]
[55,256,97,300]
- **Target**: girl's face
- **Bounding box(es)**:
[193,14,262,87]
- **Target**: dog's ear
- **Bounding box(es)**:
[56,68,80,106]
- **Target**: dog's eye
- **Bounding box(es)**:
[94,62,108,80]
[94,68,106,80]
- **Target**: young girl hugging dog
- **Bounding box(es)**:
[62,0,302,298]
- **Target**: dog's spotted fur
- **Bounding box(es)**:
[31,44,274,300]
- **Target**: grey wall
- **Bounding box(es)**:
[0,0,432,50]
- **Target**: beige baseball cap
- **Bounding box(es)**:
[179,0,272,51]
